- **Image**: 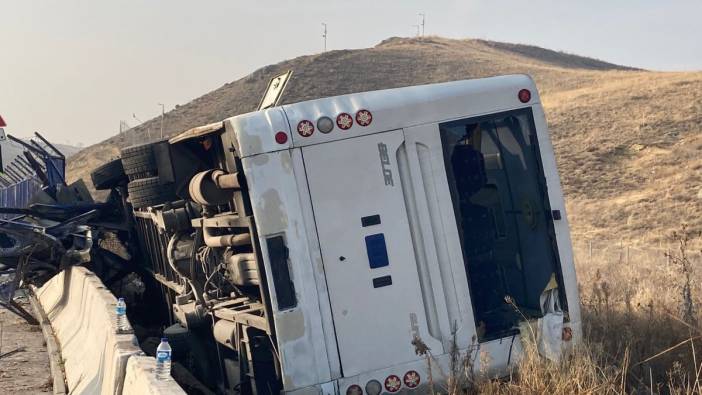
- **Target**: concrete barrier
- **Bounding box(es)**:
[28,290,68,395]
[122,356,187,395]
[36,266,142,395]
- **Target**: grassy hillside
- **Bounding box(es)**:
[66,36,702,244]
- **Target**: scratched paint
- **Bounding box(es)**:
[279,150,293,174]
[249,153,269,166]
[257,188,288,234]
[276,309,306,342]
[240,131,264,155]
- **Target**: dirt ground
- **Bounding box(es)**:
[0,295,52,395]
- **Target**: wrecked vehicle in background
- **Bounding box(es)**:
[0,125,131,324]
[84,74,582,394]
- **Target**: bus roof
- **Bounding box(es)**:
[226,74,539,157]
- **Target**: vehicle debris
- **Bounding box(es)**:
[0,130,131,324]
[0,346,26,360]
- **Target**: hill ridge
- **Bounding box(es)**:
[66,36,702,243]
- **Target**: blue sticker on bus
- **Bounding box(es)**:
[365,233,389,269]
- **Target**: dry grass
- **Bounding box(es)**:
[419,227,702,394]
[549,71,702,242]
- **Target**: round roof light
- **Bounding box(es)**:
[403,370,421,389]
[365,380,382,395]
[274,131,288,144]
[336,112,353,130]
[518,89,531,103]
[356,109,373,126]
[297,120,315,137]
[346,384,363,395]
[384,375,401,393]
[317,116,334,134]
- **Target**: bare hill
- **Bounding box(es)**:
[67,37,702,243]
[52,142,82,158]
[10,137,82,158]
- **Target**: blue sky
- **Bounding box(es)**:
[1,1,701,146]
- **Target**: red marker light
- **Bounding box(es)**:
[518,89,531,103]
[0,115,6,127]
[275,131,288,144]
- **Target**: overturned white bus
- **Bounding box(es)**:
[100,74,581,394]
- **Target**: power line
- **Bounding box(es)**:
[119,120,129,134]
[158,103,165,138]
[133,113,152,141]
[418,13,425,36]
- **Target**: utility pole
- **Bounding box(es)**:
[158,103,165,138]
[418,13,425,36]
[133,113,152,141]
[119,120,129,144]
[321,23,327,52]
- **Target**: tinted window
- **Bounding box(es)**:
[440,109,560,340]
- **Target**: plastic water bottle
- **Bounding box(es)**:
[115,298,128,333]
[155,338,172,380]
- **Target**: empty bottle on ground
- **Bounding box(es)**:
[155,338,172,380]
[115,297,128,333]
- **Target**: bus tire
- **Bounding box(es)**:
[127,176,176,209]
[90,158,127,190]
[121,142,158,180]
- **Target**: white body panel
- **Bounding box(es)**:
[302,130,443,376]
[241,150,334,389]
[225,74,581,393]
[401,123,478,349]
[531,105,582,337]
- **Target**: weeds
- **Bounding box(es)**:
[665,224,701,325]
[415,226,702,394]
